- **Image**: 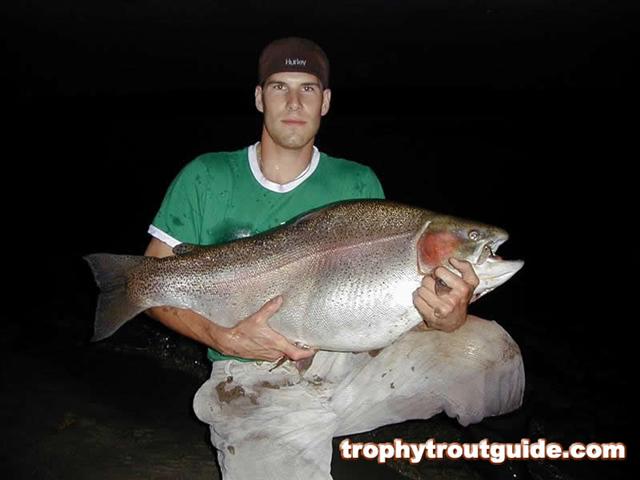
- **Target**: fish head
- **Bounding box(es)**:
[416,214,524,301]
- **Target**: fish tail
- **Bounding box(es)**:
[83,253,147,341]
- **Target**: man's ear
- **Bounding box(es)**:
[255,85,264,113]
[321,88,332,116]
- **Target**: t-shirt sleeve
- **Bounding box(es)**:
[149,159,207,245]
[362,166,385,199]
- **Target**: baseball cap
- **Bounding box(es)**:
[258,37,330,88]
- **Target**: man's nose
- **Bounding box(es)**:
[286,91,302,111]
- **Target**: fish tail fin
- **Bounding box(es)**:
[83,253,148,342]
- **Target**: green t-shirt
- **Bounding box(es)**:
[150,143,385,362]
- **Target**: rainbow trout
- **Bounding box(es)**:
[85,200,523,351]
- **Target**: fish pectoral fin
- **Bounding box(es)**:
[172,243,202,256]
[411,322,433,332]
[288,207,326,226]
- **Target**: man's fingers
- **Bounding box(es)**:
[412,292,431,312]
[413,292,447,328]
[260,328,316,361]
[416,277,438,305]
[433,267,464,291]
[243,327,314,362]
[248,298,316,361]
[280,342,317,361]
[433,275,452,296]
[414,283,447,312]
[434,264,476,294]
[449,258,480,287]
[262,351,286,362]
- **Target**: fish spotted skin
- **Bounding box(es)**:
[85,200,523,351]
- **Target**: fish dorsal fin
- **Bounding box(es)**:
[172,243,201,256]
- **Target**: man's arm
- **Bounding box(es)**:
[144,237,314,361]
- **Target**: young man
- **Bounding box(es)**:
[144,37,525,479]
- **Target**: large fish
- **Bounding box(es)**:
[85,200,523,351]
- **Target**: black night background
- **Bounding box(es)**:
[1,1,636,479]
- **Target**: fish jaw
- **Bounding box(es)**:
[472,257,525,301]
[469,231,524,300]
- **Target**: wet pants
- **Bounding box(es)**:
[193,316,525,480]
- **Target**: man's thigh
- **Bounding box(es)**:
[192,316,524,477]
[193,359,338,479]
[328,316,525,435]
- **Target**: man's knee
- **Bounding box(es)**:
[452,315,523,371]
[417,316,525,423]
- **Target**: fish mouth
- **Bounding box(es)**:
[469,234,524,302]
[475,237,507,266]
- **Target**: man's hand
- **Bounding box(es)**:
[412,257,479,332]
[216,296,316,362]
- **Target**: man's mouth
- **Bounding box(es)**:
[282,119,307,126]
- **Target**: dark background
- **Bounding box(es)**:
[1,1,636,479]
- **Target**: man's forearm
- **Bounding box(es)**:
[144,238,231,352]
[146,306,229,350]
[143,237,311,361]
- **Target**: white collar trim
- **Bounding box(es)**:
[248,142,320,193]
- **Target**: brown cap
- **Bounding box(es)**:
[258,37,330,88]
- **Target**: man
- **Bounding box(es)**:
[144,37,525,479]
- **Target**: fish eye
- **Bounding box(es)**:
[468,230,480,241]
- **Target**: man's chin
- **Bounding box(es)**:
[278,135,313,150]
[265,124,318,150]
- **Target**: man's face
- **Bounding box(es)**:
[255,72,332,150]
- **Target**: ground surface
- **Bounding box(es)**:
[1,307,634,479]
